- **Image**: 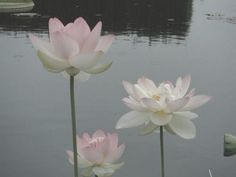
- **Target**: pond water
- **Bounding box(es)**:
[0,0,236,177]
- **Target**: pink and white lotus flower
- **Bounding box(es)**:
[116,75,211,139]
[29,17,114,80]
[66,130,125,177]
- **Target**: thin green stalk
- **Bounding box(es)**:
[160,126,165,177]
[70,76,78,177]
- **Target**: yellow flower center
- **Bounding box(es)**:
[155,110,166,117]
[152,94,160,101]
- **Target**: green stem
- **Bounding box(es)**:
[160,126,165,177]
[70,76,78,177]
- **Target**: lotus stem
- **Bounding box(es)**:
[160,126,165,177]
[70,76,78,177]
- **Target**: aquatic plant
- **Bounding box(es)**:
[67,130,125,177]
[116,75,211,177]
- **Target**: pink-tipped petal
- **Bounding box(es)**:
[81,146,104,164]
[107,133,118,149]
[66,17,91,47]
[49,18,64,34]
[116,111,149,129]
[51,31,79,59]
[181,95,211,111]
[92,129,106,138]
[82,133,92,142]
[81,21,102,53]
[105,144,125,163]
[168,116,196,139]
[167,97,189,112]
[95,35,114,53]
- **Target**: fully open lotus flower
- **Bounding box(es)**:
[29,17,114,80]
[116,75,211,139]
[66,130,125,177]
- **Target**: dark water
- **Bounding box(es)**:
[0,0,236,177]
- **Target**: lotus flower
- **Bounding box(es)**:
[66,130,125,177]
[116,75,211,139]
[29,17,114,80]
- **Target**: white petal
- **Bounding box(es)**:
[81,167,93,177]
[62,69,88,80]
[150,112,172,126]
[122,80,133,95]
[139,121,158,135]
[77,71,90,81]
[179,75,191,97]
[102,162,124,171]
[122,81,140,101]
[83,62,112,74]
[164,124,176,135]
[69,51,104,70]
[122,97,146,111]
[92,167,114,177]
[174,76,182,94]
[141,98,162,112]
[37,50,70,73]
[133,84,148,99]
[173,111,198,119]
[66,151,92,168]
[186,88,195,97]
[181,95,211,111]
[168,116,196,139]
[115,111,149,129]
[29,33,51,51]
[137,76,157,93]
[167,97,189,112]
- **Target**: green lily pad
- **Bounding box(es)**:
[0,0,34,13]
[224,134,236,157]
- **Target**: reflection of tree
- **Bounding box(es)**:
[34,0,193,43]
[0,0,193,44]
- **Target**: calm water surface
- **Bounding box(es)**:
[0,0,236,177]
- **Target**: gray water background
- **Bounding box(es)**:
[0,0,236,177]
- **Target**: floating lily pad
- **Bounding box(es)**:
[0,0,34,13]
[224,134,236,157]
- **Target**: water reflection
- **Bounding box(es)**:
[0,0,193,44]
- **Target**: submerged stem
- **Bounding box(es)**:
[70,76,78,177]
[160,126,165,177]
